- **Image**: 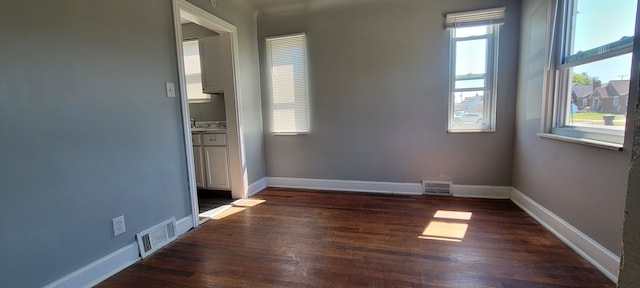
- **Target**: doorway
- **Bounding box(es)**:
[172,0,249,227]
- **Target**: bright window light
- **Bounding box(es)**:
[434,210,473,220]
[446,7,504,132]
[182,40,211,103]
[549,0,636,145]
[266,33,309,135]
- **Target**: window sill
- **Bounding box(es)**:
[537,133,623,151]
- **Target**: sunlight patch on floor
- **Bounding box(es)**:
[419,221,468,242]
[434,210,472,220]
[212,206,246,219]
[233,198,266,207]
[419,210,472,242]
[198,199,267,221]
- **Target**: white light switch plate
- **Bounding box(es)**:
[166,82,176,97]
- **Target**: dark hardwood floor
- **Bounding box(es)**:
[98,188,614,287]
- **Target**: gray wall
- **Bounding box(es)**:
[256,0,521,185]
[188,0,266,184]
[0,1,190,287]
[0,0,263,287]
[513,0,637,254]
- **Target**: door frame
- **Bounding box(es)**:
[172,0,249,228]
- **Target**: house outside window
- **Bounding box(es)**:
[547,0,636,146]
[445,7,504,132]
[266,33,310,135]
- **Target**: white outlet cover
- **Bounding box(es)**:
[112,215,126,236]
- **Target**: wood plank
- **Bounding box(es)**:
[97,188,615,287]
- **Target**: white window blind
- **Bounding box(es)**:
[445,7,505,28]
[182,40,211,103]
[266,33,309,134]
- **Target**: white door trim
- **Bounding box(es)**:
[172,0,248,228]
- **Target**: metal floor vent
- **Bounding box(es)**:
[136,217,177,258]
[421,180,452,195]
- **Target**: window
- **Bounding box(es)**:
[266,33,309,134]
[446,7,504,132]
[182,40,211,103]
[549,0,636,146]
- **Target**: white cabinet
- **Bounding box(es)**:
[192,132,229,190]
[193,146,205,188]
[198,36,223,94]
[191,134,205,187]
[204,146,229,189]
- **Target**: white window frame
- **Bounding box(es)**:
[265,33,310,135]
[545,0,633,148]
[446,8,504,133]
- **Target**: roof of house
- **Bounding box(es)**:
[592,86,609,98]
[590,80,630,98]
[572,84,593,98]
[608,80,630,96]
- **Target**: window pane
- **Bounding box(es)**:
[455,39,487,76]
[569,0,636,56]
[449,22,497,132]
[455,79,485,90]
[453,91,485,128]
[455,26,489,38]
[565,53,631,130]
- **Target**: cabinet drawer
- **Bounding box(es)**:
[191,134,202,146]
[202,133,226,146]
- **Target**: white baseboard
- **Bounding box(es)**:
[175,216,194,237]
[267,177,512,199]
[452,185,512,199]
[44,216,193,288]
[510,188,620,283]
[266,177,423,195]
[248,177,268,197]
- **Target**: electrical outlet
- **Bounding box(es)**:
[112,215,126,236]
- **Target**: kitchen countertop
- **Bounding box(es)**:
[191,121,226,133]
[191,127,226,133]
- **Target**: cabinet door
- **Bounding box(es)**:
[198,36,223,93]
[193,146,205,188]
[203,146,229,189]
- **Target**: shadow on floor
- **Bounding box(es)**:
[198,189,233,222]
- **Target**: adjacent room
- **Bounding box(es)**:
[2,0,640,287]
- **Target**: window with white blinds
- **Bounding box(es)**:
[266,33,309,134]
[445,7,504,132]
[182,40,211,103]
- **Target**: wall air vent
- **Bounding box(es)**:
[421,180,452,195]
[135,217,177,258]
